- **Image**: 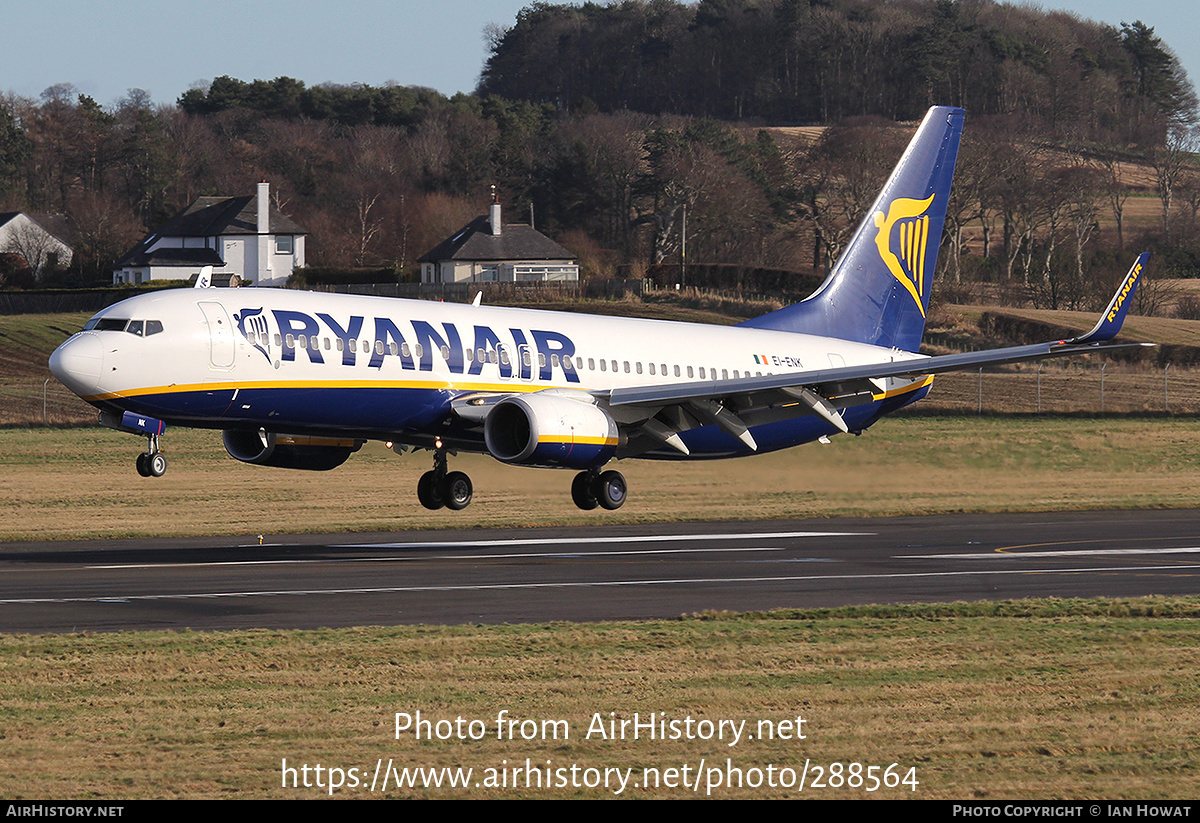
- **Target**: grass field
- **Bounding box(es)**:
[4,415,1200,541]
[2,599,1197,799]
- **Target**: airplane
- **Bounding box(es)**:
[49,106,1149,512]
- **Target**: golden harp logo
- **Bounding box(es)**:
[873,194,935,317]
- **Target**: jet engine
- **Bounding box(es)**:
[483,393,618,469]
[222,429,362,471]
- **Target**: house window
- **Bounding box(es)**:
[275,235,293,254]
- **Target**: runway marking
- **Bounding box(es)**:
[331,531,868,549]
[87,546,792,571]
[909,547,1200,560]
[5,563,1199,605]
[84,531,867,570]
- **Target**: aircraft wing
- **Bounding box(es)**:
[599,253,1152,455]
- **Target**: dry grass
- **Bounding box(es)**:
[4,415,1200,542]
[1,600,1197,799]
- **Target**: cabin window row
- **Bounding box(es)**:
[254,333,766,380]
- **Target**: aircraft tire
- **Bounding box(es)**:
[594,470,627,510]
[571,471,599,510]
[136,453,151,477]
[417,471,445,510]
[148,453,167,477]
[441,471,473,511]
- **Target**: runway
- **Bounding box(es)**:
[2,508,1199,633]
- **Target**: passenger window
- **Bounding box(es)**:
[589,358,595,371]
[623,361,630,374]
[500,350,509,365]
[401,343,410,358]
[336,338,344,352]
[440,345,450,360]
[674,365,680,377]
[687,366,693,378]
[285,334,295,347]
[722,369,728,380]
[636,362,643,374]
[414,343,424,359]
[274,334,282,346]
[648,363,655,375]
[376,341,385,355]
[599,359,606,372]
[538,353,546,368]
[389,342,398,356]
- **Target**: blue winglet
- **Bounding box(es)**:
[1069,252,1149,344]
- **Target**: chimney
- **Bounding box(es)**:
[490,185,501,237]
[257,181,271,283]
[257,181,270,235]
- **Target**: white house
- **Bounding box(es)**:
[0,212,73,279]
[113,182,305,286]
[418,198,578,284]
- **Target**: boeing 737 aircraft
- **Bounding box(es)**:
[50,106,1148,512]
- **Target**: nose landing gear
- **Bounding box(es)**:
[135,433,167,478]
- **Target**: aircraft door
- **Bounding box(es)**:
[199,301,236,369]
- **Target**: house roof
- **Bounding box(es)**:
[0,211,77,245]
[154,195,306,238]
[115,246,225,269]
[418,216,575,263]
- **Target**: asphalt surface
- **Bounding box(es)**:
[2,508,1199,633]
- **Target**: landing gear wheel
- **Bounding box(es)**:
[441,471,473,511]
[148,452,167,477]
[417,470,445,510]
[136,453,151,477]
[593,470,627,510]
[571,471,599,510]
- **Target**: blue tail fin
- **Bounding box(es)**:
[739,106,965,352]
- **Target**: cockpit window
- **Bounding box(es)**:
[83,317,164,336]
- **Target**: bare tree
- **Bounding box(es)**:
[1150,123,1199,244]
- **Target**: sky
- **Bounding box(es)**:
[0,0,1197,112]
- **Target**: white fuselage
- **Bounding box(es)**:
[51,287,930,456]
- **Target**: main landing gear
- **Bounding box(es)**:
[417,446,473,511]
[134,432,167,478]
[571,469,627,511]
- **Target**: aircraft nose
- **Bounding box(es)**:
[49,332,104,397]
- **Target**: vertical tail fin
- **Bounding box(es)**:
[740,106,965,351]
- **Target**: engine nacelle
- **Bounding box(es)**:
[483,393,618,469]
[223,429,361,471]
